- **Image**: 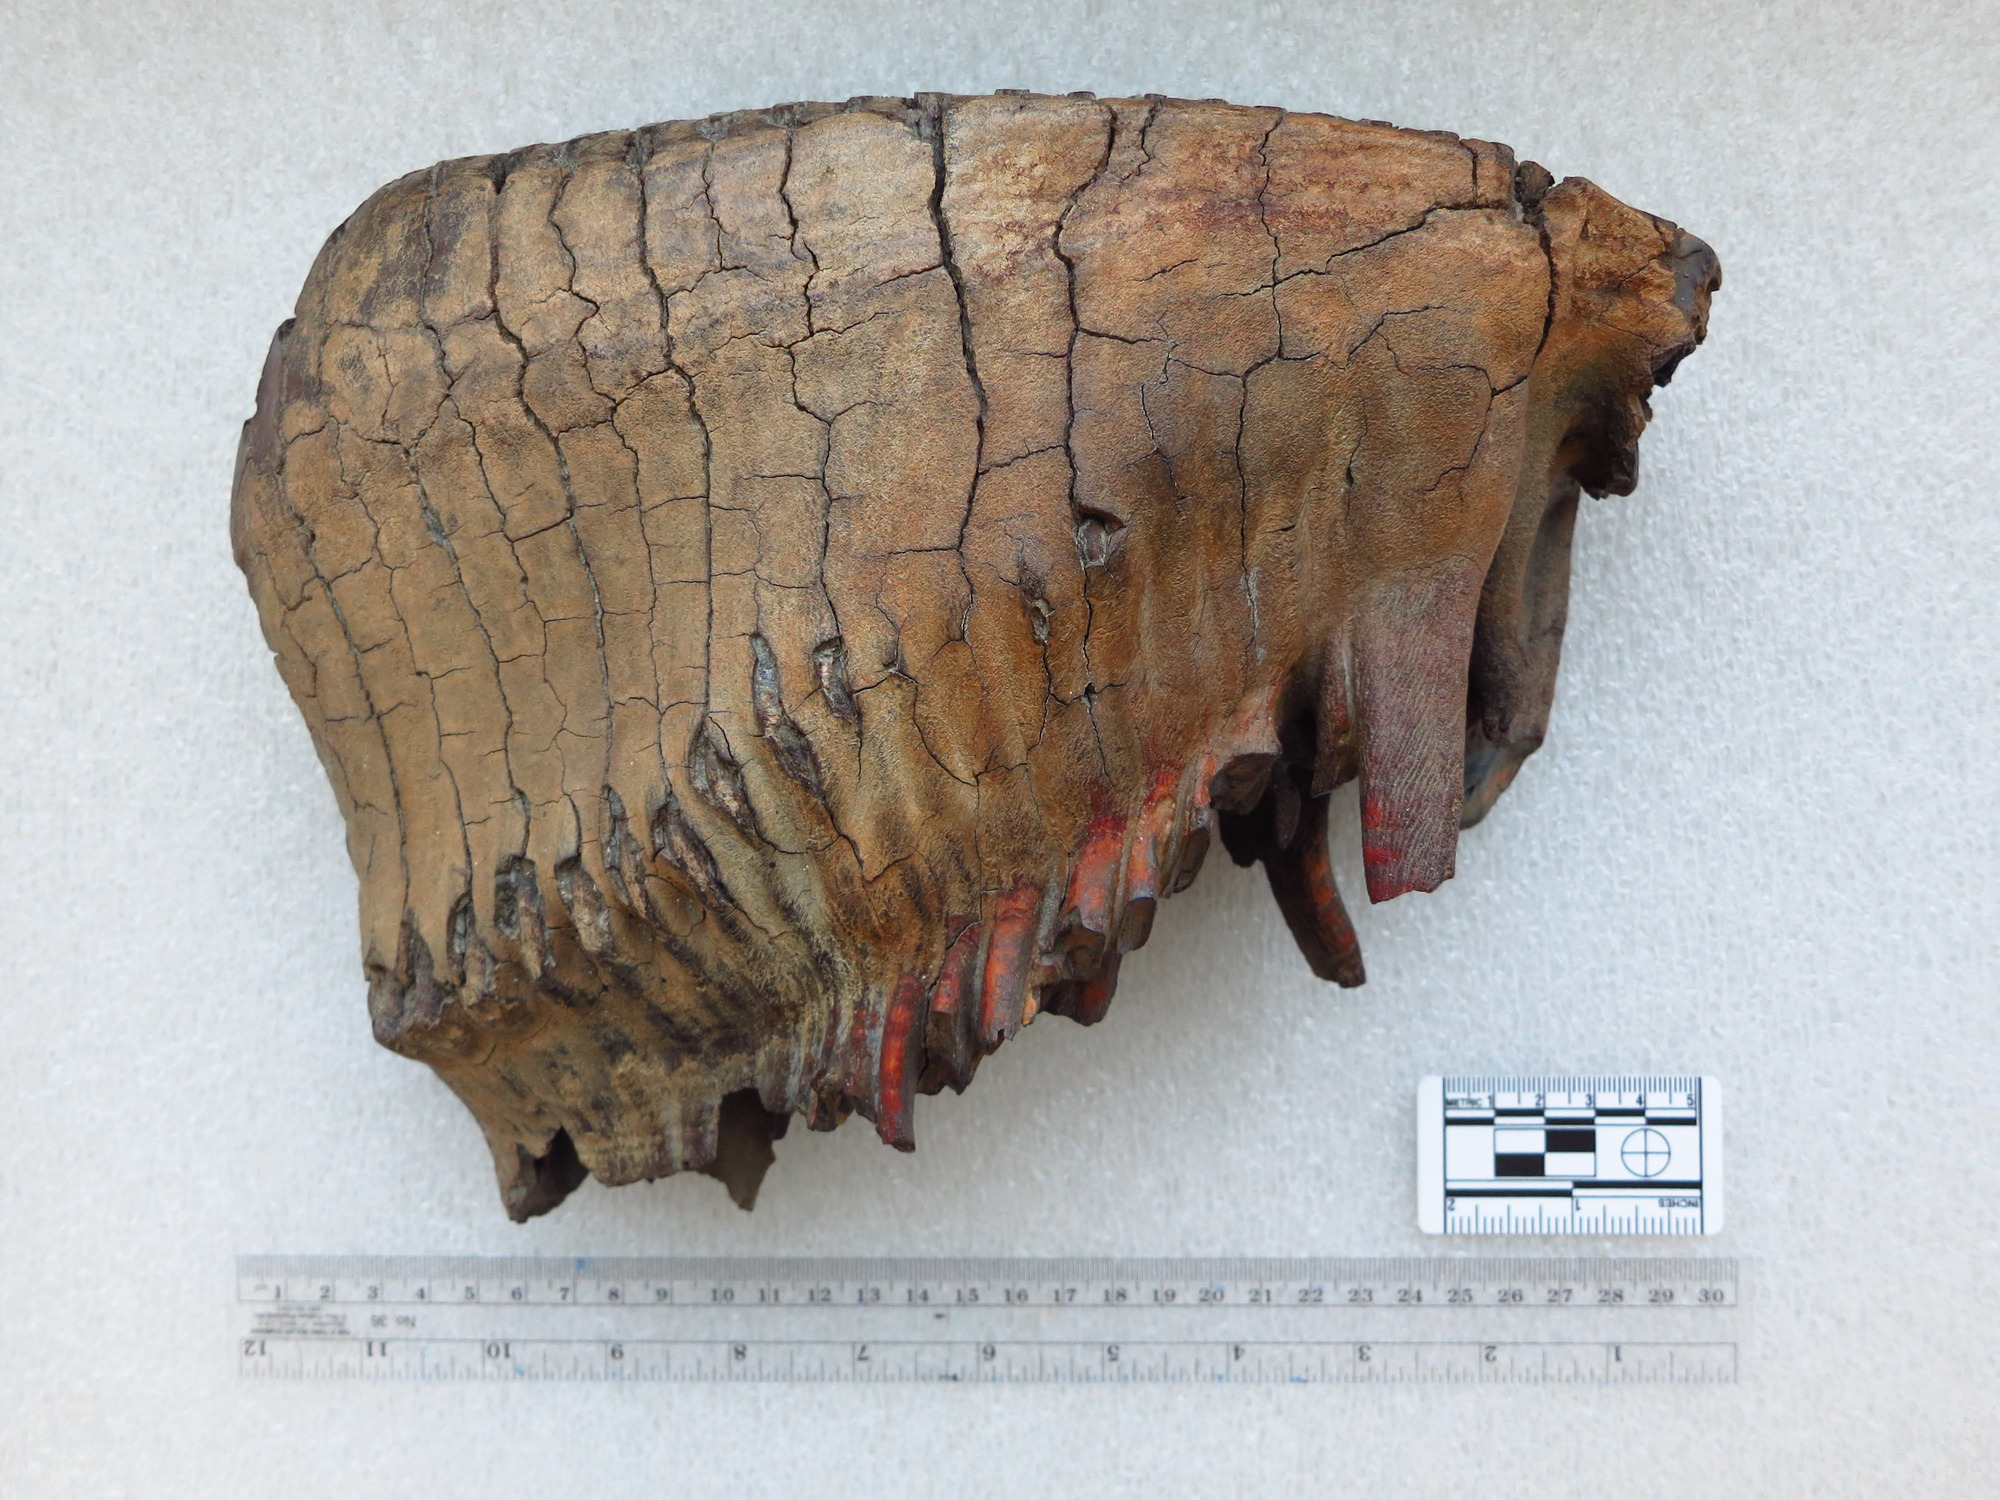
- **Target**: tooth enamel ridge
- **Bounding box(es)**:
[231,93,1719,1218]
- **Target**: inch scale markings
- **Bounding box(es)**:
[238,1336,1734,1385]
[1419,1076,1725,1235]
[237,1256,1737,1385]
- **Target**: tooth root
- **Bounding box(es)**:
[1118,900,1155,953]
[1073,954,1123,1024]
[1264,794,1366,987]
[978,882,1041,1047]
[837,985,881,1121]
[1170,759,1218,896]
[922,920,984,1093]
[1058,815,1126,976]
[754,1041,798,1118]
[1355,565,1483,902]
[669,1090,722,1174]
[1208,751,1279,814]
[1168,816,1208,900]
[1118,773,1178,952]
[1044,953,1123,1026]
[1171,811,1213,894]
[492,1126,589,1225]
[803,1091,848,1132]
[1314,646,1361,796]
[1270,769,1303,850]
[804,991,856,1132]
[1178,698,1285,890]
[874,972,925,1152]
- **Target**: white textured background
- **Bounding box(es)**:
[2,1,1995,1494]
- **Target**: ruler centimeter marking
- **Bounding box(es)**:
[238,1255,1738,1308]
[236,1256,1738,1385]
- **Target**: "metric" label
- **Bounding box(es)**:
[1418,1077,1724,1235]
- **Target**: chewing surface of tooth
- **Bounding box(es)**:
[232,92,1716,1218]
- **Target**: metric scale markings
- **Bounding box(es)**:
[1419,1077,1725,1235]
[237,1256,1739,1385]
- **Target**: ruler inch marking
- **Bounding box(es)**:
[237,1335,1737,1385]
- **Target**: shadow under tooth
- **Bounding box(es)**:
[701,1089,789,1209]
[499,1127,590,1223]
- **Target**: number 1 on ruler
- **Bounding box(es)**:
[1418,1076,1724,1235]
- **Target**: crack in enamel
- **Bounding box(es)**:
[230,92,1719,1220]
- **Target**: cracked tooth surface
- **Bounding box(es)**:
[234,92,1715,1217]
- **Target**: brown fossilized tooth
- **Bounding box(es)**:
[230,92,1718,1219]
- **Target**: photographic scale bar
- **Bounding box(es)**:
[1419,1077,1725,1236]
[236,1257,1738,1385]
[238,1336,1736,1385]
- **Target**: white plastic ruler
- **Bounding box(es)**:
[1419,1077,1724,1235]
[236,1256,1738,1384]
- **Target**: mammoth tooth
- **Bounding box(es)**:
[1264,789,1366,990]
[977,882,1044,1047]
[919,919,985,1094]
[231,92,1717,1219]
[874,972,928,1151]
[1352,563,1485,902]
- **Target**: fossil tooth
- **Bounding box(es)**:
[977,882,1043,1048]
[1355,563,1484,902]
[1115,771,1179,953]
[1057,814,1127,978]
[1264,789,1366,988]
[919,920,984,1094]
[873,973,927,1151]
[232,92,1716,1217]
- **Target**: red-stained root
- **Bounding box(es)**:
[875,973,926,1150]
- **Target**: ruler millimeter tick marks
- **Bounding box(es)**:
[237,1336,1736,1386]
[236,1255,1738,1385]
[237,1255,1737,1310]
[1419,1077,1725,1235]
